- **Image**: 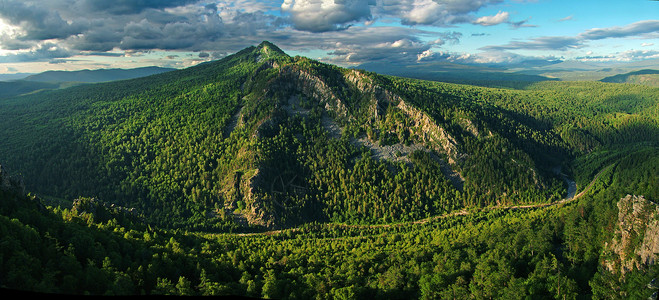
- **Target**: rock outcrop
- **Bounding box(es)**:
[603,194,659,275]
[342,69,466,187]
[275,65,350,120]
[0,164,25,196]
[342,70,464,165]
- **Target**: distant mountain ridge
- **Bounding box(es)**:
[0,66,177,99]
[23,66,176,83]
[512,59,659,81]
[0,73,34,81]
[358,57,659,84]
[600,69,659,87]
[355,60,558,88]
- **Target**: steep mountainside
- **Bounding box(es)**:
[0,42,657,231]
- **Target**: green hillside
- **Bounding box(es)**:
[600,69,659,87]
[1,41,658,297]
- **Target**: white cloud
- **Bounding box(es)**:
[474,11,509,26]
[378,0,505,26]
[417,49,434,61]
[557,15,573,22]
[617,49,659,61]
[482,20,659,52]
[579,20,659,40]
[481,36,582,51]
[575,49,659,62]
[400,0,445,25]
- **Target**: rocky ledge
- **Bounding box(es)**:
[604,194,659,275]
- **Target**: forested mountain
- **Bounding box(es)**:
[0,42,657,297]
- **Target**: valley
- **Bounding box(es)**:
[237,161,607,238]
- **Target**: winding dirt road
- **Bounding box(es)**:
[234,164,614,236]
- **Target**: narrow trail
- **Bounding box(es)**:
[233,164,614,237]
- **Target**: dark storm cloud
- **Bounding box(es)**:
[0,0,85,41]
[119,16,224,50]
[79,0,200,15]
[67,25,124,52]
[0,43,73,63]
[0,0,519,66]
[0,0,284,55]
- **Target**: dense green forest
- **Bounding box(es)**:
[1,144,657,297]
[1,42,657,297]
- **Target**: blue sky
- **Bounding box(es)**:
[0,0,656,74]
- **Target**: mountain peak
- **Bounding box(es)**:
[255,41,289,59]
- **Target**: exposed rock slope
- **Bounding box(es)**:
[604,194,659,275]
